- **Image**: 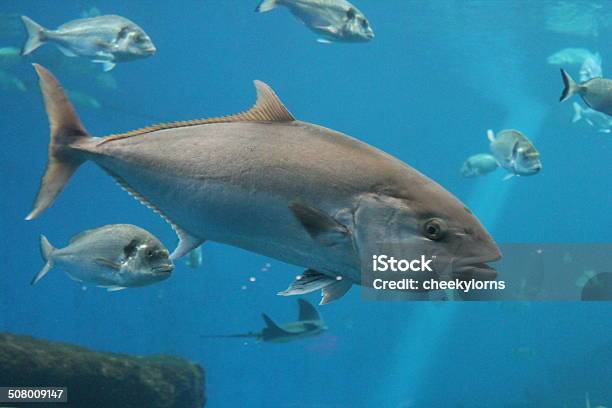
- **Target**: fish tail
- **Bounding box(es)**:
[571,102,582,123]
[20,15,46,56]
[31,235,56,285]
[26,64,92,221]
[559,69,580,102]
[255,0,278,12]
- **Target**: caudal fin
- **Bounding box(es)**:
[26,64,91,221]
[21,15,46,56]
[559,69,580,102]
[255,0,278,12]
[572,102,583,123]
[31,235,56,285]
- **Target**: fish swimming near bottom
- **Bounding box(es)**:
[26,64,501,304]
[201,299,326,343]
[32,224,173,291]
[487,129,542,180]
[460,153,499,178]
[560,69,612,116]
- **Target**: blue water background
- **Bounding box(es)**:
[0,1,611,407]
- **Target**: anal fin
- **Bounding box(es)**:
[320,278,352,305]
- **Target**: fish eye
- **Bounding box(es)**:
[146,248,154,258]
[423,219,446,240]
[361,18,369,28]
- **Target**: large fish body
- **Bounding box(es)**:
[560,69,612,116]
[255,0,374,43]
[487,129,542,178]
[27,65,500,303]
[21,15,155,71]
[32,224,173,290]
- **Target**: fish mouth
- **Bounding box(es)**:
[153,264,173,274]
[451,254,501,281]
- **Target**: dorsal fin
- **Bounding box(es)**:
[98,80,294,145]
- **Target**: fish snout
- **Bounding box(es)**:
[153,263,174,274]
[145,44,157,55]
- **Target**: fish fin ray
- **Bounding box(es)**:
[278,269,336,296]
[97,80,294,145]
[101,168,204,260]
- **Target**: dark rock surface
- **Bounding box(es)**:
[0,332,205,408]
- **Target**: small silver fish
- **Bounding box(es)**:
[21,15,156,71]
[255,0,374,43]
[460,153,499,178]
[572,102,612,133]
[31,224,173,291]
[560,69,612,116]
[487,129,542,180]
[579,54,602,82]
[185,246,203,269]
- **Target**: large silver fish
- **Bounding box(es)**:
[20,15,155,71]
[32,224,173,291]
[560,69,612,116]
[487,129,542,180]
[255,0,374,43]
[26,65,500,304]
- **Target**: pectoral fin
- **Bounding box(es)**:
[290,202,350,246]
[502,173,515,181]
[94,258,121,270]
[317,38,332,44]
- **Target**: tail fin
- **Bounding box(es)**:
[26,64,91,221]
[31,235,56,285]
[572,102,583,123]
[559,69,580,102]
[21,16,46,56]
[255,0,278,12]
